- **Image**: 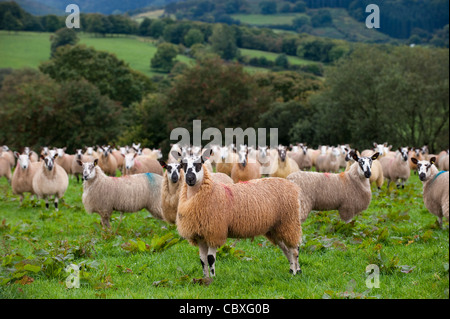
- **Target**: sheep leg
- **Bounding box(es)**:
[207,247,217,277]
[45,197,49,210]
[338,209,354,223]
[198,240,209,277]
[437,216,443,228]
[277,241,299,275]
[99,212,112,228]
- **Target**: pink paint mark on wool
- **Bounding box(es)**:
[324,173,331,179]
[223,185,233,200]
[135,160,142,168]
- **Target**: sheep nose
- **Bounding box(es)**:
[364,171,371,178]
[171,173,179,183]
[185,173,196,186]
[419,173,426,181]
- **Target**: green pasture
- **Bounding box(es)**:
[240,48,316,66]
[0,31,193,77]
[0,170,448,299]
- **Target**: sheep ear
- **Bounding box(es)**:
[411,158,418,165]
[76,159,83,167]
[373,142,378,147]
[159,160,167,168]
[201,148,212,163]
[352,152,359,162]
[93,159,98,167]
[430,157,436,165]
[133,152,137,158]
[53,154,58,160]
[14,151,20,158]
[171,151,182,163]
[371,152,380,160]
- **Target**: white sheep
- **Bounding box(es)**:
[71,149,95,183]
[257,146,278,176]
[97,145,118,176]
[0,154,11,184]
[216,145,238,176]
[1,145,15,169]
[287,152,380,222]
[231,149,261,183]
[84,146,99,159]
[78,159,163,228]
[288,144,308,170]
[438,150,449,171]
[316,146,341,173]
[380,147,411,189]
[270,147,300,178]
[411,157,449,227]
[11,152,41,204]
[177,153,303,277]
[32,154,69,210]
[122,153,163,176]
[345,148,384,189]
[55,147,74,176]
[23,147,39,163]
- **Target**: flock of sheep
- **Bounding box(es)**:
[0,141,449,277]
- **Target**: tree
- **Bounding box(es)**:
[259,1,277,14]
[151,42,179,72]
[139,17,152,36]
[292,15,311,29]
[275,54,289,69]
[50,28,79,58]
[299,45,449,151]
[165,57,273,142]
[210,24,239,60]
[184,28,204,47]
[40,45,153,107]
[0,69,123,152]
[41,14,61,32]
[310,9,333,27]
[1,11,22,32]
[118,93,170,153]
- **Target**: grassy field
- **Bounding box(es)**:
[231,13,301,26]
[0,169,448,300]
[240,48,316,66]
[0,31,193,77]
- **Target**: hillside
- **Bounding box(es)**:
[0,0,182,15]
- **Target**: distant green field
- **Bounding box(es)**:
[0,31,193,77]
[240,48,315,66]
[231,13,301,26]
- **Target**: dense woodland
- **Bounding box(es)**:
[0,1,448,155]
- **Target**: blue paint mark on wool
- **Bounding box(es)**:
[431,171,447,184]
[144,173,154,184]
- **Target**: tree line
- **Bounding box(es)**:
[1,41,448,154]
[163,0,449,43]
